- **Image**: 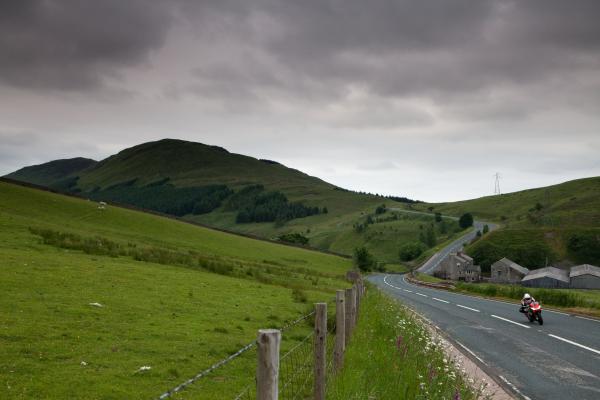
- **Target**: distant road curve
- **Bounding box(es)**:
[389,208,497,275]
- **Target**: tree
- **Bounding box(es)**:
[419,224,436,247]
[459,213,474,229]
[482,224,489,234]
[375,204,387,214]
[353,246,375,272]
[399,241,426,261]
[435,212,442,223]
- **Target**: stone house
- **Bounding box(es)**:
[434,252,481,282]
[569,264,600,289]
[490,258,529,284]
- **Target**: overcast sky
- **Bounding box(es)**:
[1,0,599,202]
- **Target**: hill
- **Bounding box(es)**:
[0,180,350,398]
[6,139,463,267]
[7,157,97,190]
[414,177,600,270]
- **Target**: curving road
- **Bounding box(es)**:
[368,274,600,400]
[388,208,497,275]
[417,219,498,275]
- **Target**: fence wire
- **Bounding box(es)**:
[157,300,345,400]
[280,331,315,400]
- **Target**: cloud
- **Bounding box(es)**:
[0,0,599,201]
[0,0,173,91]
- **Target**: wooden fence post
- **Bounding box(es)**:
[350,286,357,330]
[355,282,361,318]
[256,329,281,400]
[314,303,327,400]
[344,288,353,346]
[334,290,345,371]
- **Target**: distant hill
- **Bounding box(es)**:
[414,177,600,270]
[6,139,425,264]
[7,157,97,190]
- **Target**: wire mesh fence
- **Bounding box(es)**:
[157,282,363,400]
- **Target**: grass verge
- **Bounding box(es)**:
[327,288,480,400]
[414,272,445,284]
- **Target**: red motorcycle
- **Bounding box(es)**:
[521,301,544,325]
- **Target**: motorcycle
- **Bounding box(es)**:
[520,301,544,325]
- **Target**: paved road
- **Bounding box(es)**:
[388,208,497,274]
[368,273,600,400]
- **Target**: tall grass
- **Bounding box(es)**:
[327,289,484,400]
[455,282,600,310]
[28,227,343,292]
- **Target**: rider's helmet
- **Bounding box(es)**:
[523,293,531,300]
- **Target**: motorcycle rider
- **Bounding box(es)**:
[519,293,536,313]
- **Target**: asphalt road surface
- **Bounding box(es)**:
[368,274,600,400]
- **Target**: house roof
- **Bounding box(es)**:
[493,257,529,275]
[569,264,600,279]
[522,267,569,283]
[456,252,473,262]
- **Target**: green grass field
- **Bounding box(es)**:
[0,181,352,399]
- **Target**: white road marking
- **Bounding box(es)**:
[382,275,403,290]
[433,297,449,304]
[456,304,480,312]
[491,315,530,328]
[405,289,413,293]
[416,292,428,297]
[575,315,600,323]
[455,340,487,365]
[499,375,532,400]
[548,334,600,356]
[401,275,577,316]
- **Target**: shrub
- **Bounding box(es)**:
[399,242,426,261]
[459,213,474,229]
[353,247,375,272]
[566,231,600,265]
[278,233,309,245]
[375,204,387,214]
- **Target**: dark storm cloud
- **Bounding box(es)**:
[0,0,173,90]
[180,0,600,108]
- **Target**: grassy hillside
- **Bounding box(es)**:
[416,177,600,227]
[416,177,600,269]
[6,139,464,266]
[0,181,352,399]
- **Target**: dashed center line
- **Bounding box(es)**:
[416,292,428,297]
[548,334,600,355]
[404,289,413,293]
[491,314,530,328]
[456,304,480,312]
[433,297,449,304]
